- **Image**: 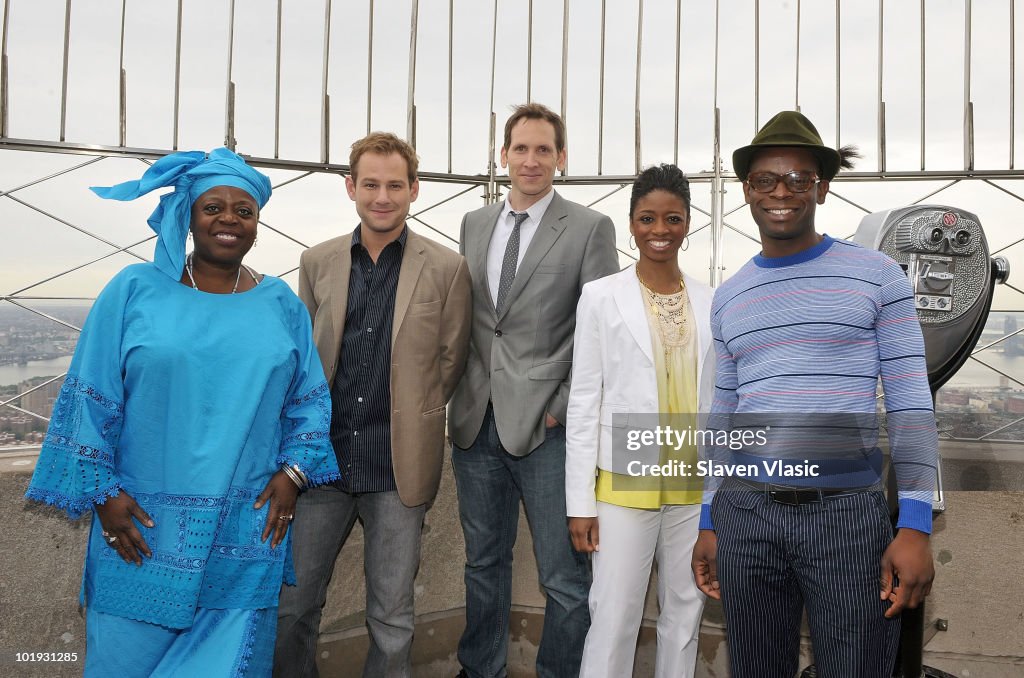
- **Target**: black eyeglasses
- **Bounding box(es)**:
[746,171,820,194]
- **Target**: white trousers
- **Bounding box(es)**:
[579,502,705,678]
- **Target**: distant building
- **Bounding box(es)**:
[18,377,63,419]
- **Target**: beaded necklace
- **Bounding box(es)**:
[636,266,690,372]
[186,253,260,294]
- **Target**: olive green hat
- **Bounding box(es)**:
[732,110,842,181]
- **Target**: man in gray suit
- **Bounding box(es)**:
[449,103,620,678]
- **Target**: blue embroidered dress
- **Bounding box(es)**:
[27,263,339,629]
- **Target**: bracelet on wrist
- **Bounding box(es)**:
[281,464,306,490]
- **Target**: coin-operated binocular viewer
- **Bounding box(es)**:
[855,205,1010,397]
[852,205,1009,678]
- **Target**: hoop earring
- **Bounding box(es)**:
[681,236,689,252]
[628,235,636,250]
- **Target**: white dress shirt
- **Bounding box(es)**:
[486,189,556,306]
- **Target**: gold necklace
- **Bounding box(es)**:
[636,266,690,373]
[635,266,683,295]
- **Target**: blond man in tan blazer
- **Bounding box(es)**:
[275,133,471,678]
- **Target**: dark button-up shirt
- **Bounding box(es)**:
[331,225,406,493]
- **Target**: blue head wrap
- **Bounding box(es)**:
[91,147,273,280]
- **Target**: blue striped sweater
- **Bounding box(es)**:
[700,235,937,534]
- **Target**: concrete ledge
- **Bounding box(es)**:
[3,444,1023,677]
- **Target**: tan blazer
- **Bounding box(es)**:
[298,228,472,507]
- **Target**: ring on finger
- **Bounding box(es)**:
[105,534,118,545]
[278,514,294,521]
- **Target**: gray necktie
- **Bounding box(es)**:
[496,211,529,314]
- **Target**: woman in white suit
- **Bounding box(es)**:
[566,164,713,678]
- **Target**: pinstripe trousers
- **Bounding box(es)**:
[711,484,900,678]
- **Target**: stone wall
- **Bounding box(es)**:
[3,445,1022,677]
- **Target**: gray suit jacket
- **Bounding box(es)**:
[299,228,472,507]
[449,190,619,456]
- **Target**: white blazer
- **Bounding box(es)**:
[565,264,714,517]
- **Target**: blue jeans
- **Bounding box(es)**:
[712,484,899,678]
[274,488,426,678]
[452,406,591,678]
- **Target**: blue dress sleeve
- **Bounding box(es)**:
[277,303,340,487]
[25,270,134,518]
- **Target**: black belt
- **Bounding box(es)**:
[732,478,877,506]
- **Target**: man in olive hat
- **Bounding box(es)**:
[691,111,938,677]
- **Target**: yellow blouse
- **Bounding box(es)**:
[594,280,703,509]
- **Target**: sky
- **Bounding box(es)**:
[1,0,1023,321]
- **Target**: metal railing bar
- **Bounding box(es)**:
[367,0,374,134]
[713,0,719,112]
[59,0,71,142]
[826,190,872,213]
[755,0,760,130]
[795,0,801,110]
[2,299,82,332]
[978,414,1024,441]
[0,156,104,199]
[967,354,1024,389]
[991,235,1024,256]
[274,0,282,158]
[3,194,150,262]
[560,0,568,130]
[270,170,316,191]
[1,0,9,137]
[2,296,95,300]
[5,138,1024,185]
[407,0,419,145]
[920,0,925,170]
[320,0,332,163]
[583,183,629,209]
[982,178,1024,204]
[448,0,454,173]
[6,235,155,297]
[526,0,533,102]
[723,222,762,244]
[4,235,155,297]
[408,184,480,218]
[877,0,885,172]
[972,326,1024,354]
[725,202,747,218]
[276,265,298,278]
[691,204,711,218]
[835,0,840,148]
[1003,282,1024,296]
[256,220,308,249]
[487,0,497,141]
[673,0,681,165]
[407,214,458,245]
[965,0,974,171]
[910,180,960,205]
[598,0,606,175]
[120,0,129,147]
[0,402,50,423]
[1,297,94,301]
[224,0,236,150]
[634,0,643,173]
[172,0,182,149]
[0,374,66,409]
